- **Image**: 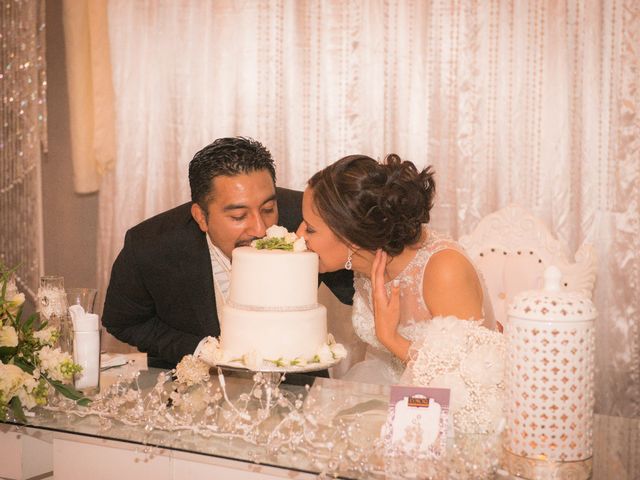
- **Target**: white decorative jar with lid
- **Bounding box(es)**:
[503,266,596,479]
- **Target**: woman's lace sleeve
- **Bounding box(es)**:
[400,316,506,434]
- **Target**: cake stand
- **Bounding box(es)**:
[214,358,343,409]
[214,357,342,374]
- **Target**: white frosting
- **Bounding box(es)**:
[229,247,319,309]
[221,304,327,360]
[220,246,329,363]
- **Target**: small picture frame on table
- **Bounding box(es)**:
[382,385,450,458]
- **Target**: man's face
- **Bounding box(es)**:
[191,170,278,259]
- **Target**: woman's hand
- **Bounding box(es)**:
[371,249,410,361]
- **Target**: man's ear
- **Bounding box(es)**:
[191,203,209,233]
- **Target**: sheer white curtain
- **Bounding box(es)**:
[99,0,640,417]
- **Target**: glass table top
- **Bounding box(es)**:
[2,362,638,479]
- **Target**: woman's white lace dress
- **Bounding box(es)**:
[344,227,505,433]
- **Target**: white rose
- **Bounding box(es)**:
[329,342,348,360]
[265,225,288,239]
[0,325,18,347]
[316,344,334,364]
[293,237,307,252]
[284,232,298,244]
[242,350,264,370]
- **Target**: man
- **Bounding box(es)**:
[102,137,354,369]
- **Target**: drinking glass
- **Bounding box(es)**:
[66,288,98,313]
[38,275,73,353]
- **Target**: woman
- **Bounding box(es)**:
[297,154,504,433]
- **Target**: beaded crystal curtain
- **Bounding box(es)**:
[100,0,640,416]
[0,0,46,300]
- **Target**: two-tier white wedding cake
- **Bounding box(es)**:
[198,226,346,370]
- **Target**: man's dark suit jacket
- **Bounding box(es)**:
[102,187,354,369]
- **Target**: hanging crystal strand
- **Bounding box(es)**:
[37,275,73,353]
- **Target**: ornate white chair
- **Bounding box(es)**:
[458,205,597,329]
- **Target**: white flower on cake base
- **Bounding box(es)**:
[315,344,334,364]
[242,350,264,370]
[196,336,229,366]
[329,342,347,360]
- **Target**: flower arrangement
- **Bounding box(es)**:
[0,265,89,422]
[251,225,307,252]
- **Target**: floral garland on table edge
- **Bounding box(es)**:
[0,264,89,422]
[45,357,501,479]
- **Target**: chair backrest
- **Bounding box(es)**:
[458,205,597,329]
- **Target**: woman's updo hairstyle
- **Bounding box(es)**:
[308,154,436,257]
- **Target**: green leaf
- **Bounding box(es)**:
[13,357,34,374]
[0,346,16,363]
[48,378,92,405]
[9,396,27,424]
[253,237,294,251]
[22,313,36,333]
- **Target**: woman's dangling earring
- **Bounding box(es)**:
[344,248,353,271]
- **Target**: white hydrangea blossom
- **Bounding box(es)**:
[0,362,31,400]
[16,375,39,410]
[37,346,75,382]
[33,326,58,346]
